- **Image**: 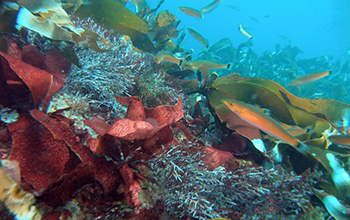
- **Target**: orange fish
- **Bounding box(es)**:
[182,60,229,83]
[201,0,222,14]
[178,6,203,19]
[223,99,309,154]
[288,70,332,86]
[328,135,350,146]
[182,60,230,70]
[187,28,209,48]
[238,24,253,39]
[154,51,182,65]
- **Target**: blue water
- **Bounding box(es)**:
[145,0,350,62]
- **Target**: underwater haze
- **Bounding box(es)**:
[3,0,350,219]
[145,0,350,62]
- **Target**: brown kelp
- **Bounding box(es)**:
[175,60,350,219]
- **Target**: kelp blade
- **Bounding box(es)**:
[75,0,154,52]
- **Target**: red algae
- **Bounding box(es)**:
[119,163,142,207]
[202,146,235,171]
[8,114,71,193]
[0,52,52,110]
[0,41,70,111]
[105,96,183,141]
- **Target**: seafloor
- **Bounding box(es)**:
[1,1,350,220]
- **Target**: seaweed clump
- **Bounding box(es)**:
[59,18,184,121]
[148,142,314,220]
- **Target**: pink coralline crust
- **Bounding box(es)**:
[106,96,183,141]
[202,146,234,171]
[1,160,21,185]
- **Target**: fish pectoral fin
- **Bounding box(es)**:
[179,58,184,67]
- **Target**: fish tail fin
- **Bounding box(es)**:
[296,142,311,156]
